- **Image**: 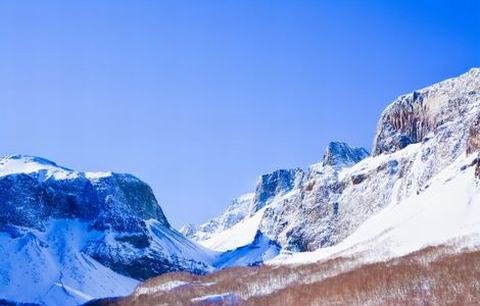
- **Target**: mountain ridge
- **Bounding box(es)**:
[0,155,215,305]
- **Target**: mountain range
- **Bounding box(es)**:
[1,68,479,305]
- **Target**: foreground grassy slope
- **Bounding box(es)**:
[91,245,480,306]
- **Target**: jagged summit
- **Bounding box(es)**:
[323,141,369,168]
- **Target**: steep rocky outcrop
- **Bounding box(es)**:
[466,115,480,155]
[323,142,369,169]
[253,168,304,212]
[373,68,480,156]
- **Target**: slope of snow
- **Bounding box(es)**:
[199,207,267,252]
[136,280,189,295]
[213,231,281,269]
[181,193,255,241]
[271,153,480,265]
[0,219,138,306]
[0,155,78,180]
[146,220,218,266]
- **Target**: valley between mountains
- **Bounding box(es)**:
[1,68,480,305]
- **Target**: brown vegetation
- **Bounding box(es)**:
[92,245,480,306]
[250,247,480,306]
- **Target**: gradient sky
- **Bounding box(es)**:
[0,0,479,227]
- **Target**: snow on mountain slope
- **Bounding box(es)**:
[180,193,255,242]
[258,68,480,252]
[0,155,215,305]
[213,231,281,269]
[272,152,480,265]
[0,220,138,305]
[186,68,480,262]
[199,207,267,252]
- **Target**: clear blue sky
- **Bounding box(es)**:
[0,1,478,227]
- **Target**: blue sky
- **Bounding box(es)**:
[0,0,478,227]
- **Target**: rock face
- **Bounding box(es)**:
[466,115,480,155]
[0,155,213,305]
[190,68,480,254]
[253,168,304,212]
[373,68,480,156]
[258,142,370,251]
[323,142,369,169]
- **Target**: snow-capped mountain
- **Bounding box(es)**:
[0,155,214,305]
[115,68,480,305]
[187,141,370,254]
[187,68,480,256]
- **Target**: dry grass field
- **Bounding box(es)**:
[88,244,480,306]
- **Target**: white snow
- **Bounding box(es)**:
[0,155,115,181]
[145,219,218,266]
[191,293,240,303]
[183,193,255,242]
[0,219,138,306]
[84,171,113,179]
[199,207,267,252]
[0,155,78,180]
[136,280,189,295]
[213,232,280,269]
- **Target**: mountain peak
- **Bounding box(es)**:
[323,141,369,168]
[2,154,59,166]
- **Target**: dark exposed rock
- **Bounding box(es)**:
[466,116,480,155]
[0,174,51,230]
[373,92,433,156]
[351,174,366,185]
[323,142,369,168]
[253,168,303,211]
[471,157,480,179]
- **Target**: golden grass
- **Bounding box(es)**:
[91,245,480,306]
